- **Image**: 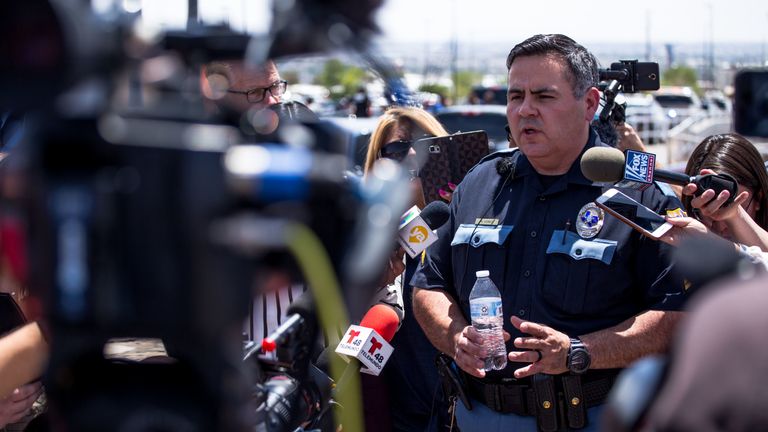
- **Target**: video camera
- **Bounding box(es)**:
[0,0,408,431]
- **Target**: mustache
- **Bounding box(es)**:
[517,119,543,131]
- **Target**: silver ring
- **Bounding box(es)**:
[535,350,543,362]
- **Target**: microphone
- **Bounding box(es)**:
[420,200,451,230]
[496,157,516,177]
[580,147,738,203]
[397,201,450,258]
[245,291,316,360]
[335,304,400,376]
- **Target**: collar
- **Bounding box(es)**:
[514,128,607,192]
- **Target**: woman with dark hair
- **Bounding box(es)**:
[681,133,768,248]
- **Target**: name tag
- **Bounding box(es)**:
[474,218,499,226]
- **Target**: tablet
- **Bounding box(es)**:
[415,131,489,203]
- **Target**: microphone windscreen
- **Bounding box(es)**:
[496,157,514,176]
[580,147,626,183]
[359,304,400,342]
[420,201,450,230]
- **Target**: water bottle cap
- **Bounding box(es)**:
[476,270,490,278]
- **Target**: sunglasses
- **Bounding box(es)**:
[379,139,413,162]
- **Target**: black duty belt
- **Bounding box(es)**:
[462,369,619,430]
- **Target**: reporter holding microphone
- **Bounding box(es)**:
[680,133,768,250]
[362,107,452,432]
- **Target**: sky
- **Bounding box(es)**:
[376,0,768,45]
[131,0,768,45]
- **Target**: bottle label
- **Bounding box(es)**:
[470,298,503,318]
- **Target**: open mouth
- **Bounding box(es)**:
[522,127,540,135]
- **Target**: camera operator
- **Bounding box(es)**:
[411,34,686,431]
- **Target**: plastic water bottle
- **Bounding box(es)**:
[469,270,508,371]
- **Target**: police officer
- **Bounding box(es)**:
[411,34,685,431]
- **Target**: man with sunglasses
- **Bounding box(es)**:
[411,34,687,431]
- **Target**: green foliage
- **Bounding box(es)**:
[313,59,367,100]
[418,83,450,98]
[454,70,483,102]
[662,66,701,94]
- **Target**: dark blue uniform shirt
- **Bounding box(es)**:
[411,130,685,380]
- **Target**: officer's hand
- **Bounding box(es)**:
[507,316,569,378]
[0,381,43,428]
[453,325,510,379]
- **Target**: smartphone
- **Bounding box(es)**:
[594,188,672,239]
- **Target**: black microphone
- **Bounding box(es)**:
[420,201,450,230]
[496,157,516,177]
[396,201,449,257]
[580,147,738,204]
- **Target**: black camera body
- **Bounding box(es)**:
[599,60,661,94]
[733,68,768,138]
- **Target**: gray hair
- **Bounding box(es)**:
[506,34,599,98]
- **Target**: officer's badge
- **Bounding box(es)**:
[576,202,604,239]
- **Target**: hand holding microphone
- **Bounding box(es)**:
[683,168,752,222]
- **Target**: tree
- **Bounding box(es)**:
[454,70,483,103]
[418,83,450,99]
[662,66,700,94]
[314,59,367,100]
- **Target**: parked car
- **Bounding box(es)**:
[320,116,380,174]
[435,105,510,151]
[652,86,706,128]
[468,85,507,105]
[622,93,670,144]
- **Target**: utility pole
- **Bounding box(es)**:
[645,9,652,62]
[188,0,199,29]
[450,0,459,104]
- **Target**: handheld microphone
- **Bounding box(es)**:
[335,304,400,376]
[580,147,738,203]
[397,201,450,258]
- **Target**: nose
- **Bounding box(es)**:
[517,95,537,118]
[265,93,281,106]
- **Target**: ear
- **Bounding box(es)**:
[583,87,601,121]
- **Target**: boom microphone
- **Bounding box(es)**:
[580,147,738,203]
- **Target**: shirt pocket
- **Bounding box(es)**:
[543,230,618,315]
[451,224,514,301]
